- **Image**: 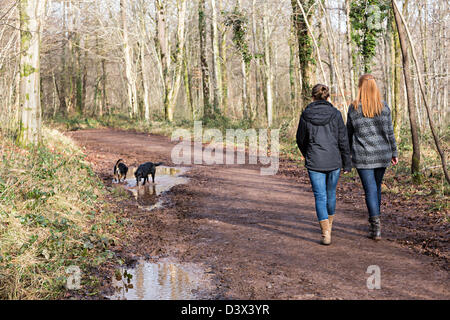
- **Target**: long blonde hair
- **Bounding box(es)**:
[352,74,383,118]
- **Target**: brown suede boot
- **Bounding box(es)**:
[329,215,334,232]
[319,219,331,245]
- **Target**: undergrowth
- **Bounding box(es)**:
[0,128,125,299]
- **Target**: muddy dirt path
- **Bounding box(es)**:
[68,129,449,300]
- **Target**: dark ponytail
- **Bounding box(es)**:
[311,84,330,101]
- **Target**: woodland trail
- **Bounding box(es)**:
[69,129,449,300]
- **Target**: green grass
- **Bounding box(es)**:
[0,128,124,299]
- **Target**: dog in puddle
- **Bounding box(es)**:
[135,162,163,186]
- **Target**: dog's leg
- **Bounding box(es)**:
[152,172,155,183]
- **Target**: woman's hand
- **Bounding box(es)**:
[391,157,399,166]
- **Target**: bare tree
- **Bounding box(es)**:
[166,0,187,122]
[211,0,223,112]
[263,1,273,127]
[18,0,47,145]
[392,0,421,181]
[120,0,138,118]
[392,0,449,184]
[198,0,211,118]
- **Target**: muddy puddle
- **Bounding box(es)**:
[114,166,189,210]
[107,259,210,300]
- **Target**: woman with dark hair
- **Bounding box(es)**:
[347,74,398,241]
[296,84,351,245]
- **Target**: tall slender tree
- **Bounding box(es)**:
[18,0,46,145]
[225,1,252,120]
[263,1,273,127]
[166,0,187,122]
[291,0,315,108]
[198,0,211,118]
[120,0,138,118]
[345,0,356,99]
[391,0,421,181]
[392,0,450,184]
[211,0,223,112]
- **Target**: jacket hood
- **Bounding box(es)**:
[302,100,337,126]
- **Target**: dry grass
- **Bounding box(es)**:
[0,128,123,299]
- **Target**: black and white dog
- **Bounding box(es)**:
[135,162,163,186]
[113,159,129,183]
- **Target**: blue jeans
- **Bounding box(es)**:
[307,169,341,222]
[357,168,386,217]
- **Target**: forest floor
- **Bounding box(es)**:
[67,128,449,300]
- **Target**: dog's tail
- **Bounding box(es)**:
[114,159,124,175]
[154,162,163,167]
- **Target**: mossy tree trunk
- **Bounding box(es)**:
[155,0,171,121]
[211,0,223,113]
[291,0,315,109]
[198,0,211,118]
[218,0,228,115]
[18,0,46,146]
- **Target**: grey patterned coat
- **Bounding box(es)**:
[346,102,398,169]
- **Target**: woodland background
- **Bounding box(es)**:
[0,0,449,181]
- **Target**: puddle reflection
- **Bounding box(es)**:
[113,166,189,211]
[108,260,201,300]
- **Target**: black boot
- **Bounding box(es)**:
[368,216,381,241]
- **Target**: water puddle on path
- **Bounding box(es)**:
[107,259,208,300]
[114,166,189,210]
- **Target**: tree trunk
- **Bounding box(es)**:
[390,13,402,142]
[67,0,74,113]
[166,0,187,122]
[120,0,138,118]
[101,58,107,115]
[219,0,228,115]
[156,0,171,121]
[292,0,323,108]
[345,0,356,99]
[319,0,348,113]
[392,0,450,184]
[391,0,421,182]
[235,0,251,120]
[183,50,194,120]
[18,0,46,146]
[251,0,261,119]
[198,0,211,118]
[289,22,297,116]
[263,3,273,127]
[139,5,150,122]
[211,0,222,113]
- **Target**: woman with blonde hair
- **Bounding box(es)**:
[347,74,398,241]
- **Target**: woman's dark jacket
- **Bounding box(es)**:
[296,100,352,172]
